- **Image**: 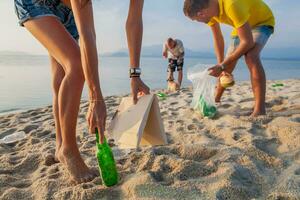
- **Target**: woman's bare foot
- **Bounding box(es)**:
[57,146,97,183]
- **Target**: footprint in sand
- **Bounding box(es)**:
[23,124,39,133]
[1,188,32,200]
[0,175,32,190]
[219,103,232,109]
[8,155,23,165]
[238,97,253,103]
[44,154,58,166]
[187,124,197,131]
[13,153,40,175]
[35,130,52,138]
[170,112,179,116]
[232,132,241,141]
[169,101,178,106]
[289,116,300,123]
[173,161,218,181]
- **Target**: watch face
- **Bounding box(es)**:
[135,68,141,73]
[130,68,141,74]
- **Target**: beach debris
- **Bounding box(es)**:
[188,65,217,118]
[157,92,167,100]
[272,83,284,87]
[95,128,119,187]
[0,131,27,144]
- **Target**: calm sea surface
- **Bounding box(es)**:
[0,55,299,113]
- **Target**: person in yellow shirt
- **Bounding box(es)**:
[183,0,275,117]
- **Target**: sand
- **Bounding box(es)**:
[0,79,300,200]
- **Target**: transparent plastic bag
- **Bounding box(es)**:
[0,131,27,144]
[187,64,217,118]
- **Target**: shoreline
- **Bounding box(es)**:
[0,78,298,116]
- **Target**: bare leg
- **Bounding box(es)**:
[24,16,96,183]
[168,70,174,81]
[244,44,266,117]
[178,70,183,87]
[50,56,65,161]
[126,0,144,67]
[215,61,237,103]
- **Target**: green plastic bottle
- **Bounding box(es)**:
[272,83,284,87]
[95,129,118,187]
[197,95,217,118]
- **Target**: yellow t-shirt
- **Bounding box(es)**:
[208,0,275,36]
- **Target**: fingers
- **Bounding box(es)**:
[208,69,215,76]
[143,84,150,95]
[97,124,104,144]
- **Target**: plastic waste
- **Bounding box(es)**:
[157,92,167,100]
[272,83,284,87]
[187,65,217,118]
[0,131,26,144]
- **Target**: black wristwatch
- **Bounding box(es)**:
[129,68,141,78]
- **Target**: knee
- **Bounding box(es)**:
[63,55,85,86]
[244,52,260,67]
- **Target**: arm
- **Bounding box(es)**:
[70,0,106,140]
[70,1,100,100]
[126,0,143,68]
[221,22,254,67]
[126,0,150,104]
[209,22,254,77]
[162,42,168,58]
[210,23,224,63]
[176,41,184,61]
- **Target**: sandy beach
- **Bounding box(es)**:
[0,79,300,200]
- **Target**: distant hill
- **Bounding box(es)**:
[103,44,215,58]
[1,46,300,60]
[102,45,300,60]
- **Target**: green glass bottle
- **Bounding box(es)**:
[197,95,216,118]
[95,129,118,187]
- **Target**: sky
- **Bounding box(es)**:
[0,0,299,55]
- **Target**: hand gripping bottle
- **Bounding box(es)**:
[95,128,118,187]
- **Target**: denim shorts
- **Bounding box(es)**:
[226,25,274,56]
[14,0,79,39]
